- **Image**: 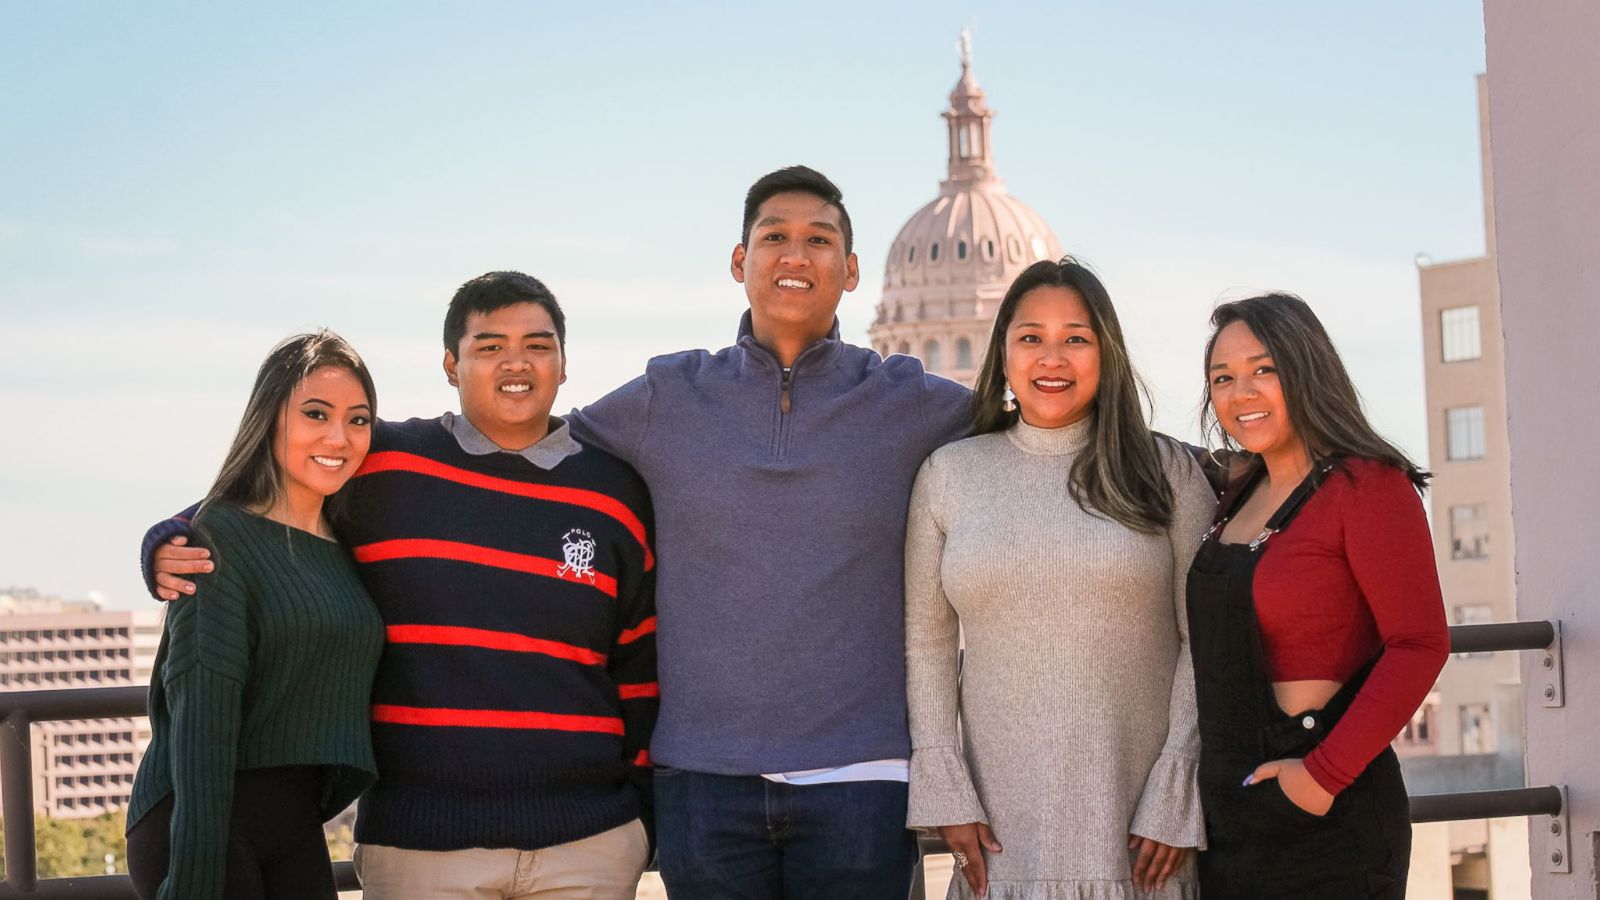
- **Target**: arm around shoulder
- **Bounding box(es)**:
[567,372,654,465]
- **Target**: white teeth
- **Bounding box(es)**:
[500,384,530,393]
[777,278,812,289]
[1238,412,1268,422]
[312,456,344,468]
[1035,379,1070,387]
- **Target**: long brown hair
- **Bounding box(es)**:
[199,330,377,523]
[973,257,1174,532]
[1200,293,1427,491]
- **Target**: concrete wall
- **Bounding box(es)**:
[1483,0,1600,895]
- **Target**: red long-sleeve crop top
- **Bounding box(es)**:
[1250,458,1449,795]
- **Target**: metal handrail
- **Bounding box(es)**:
[0,620,1570,898]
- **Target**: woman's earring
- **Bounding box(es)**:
[1002,384,1017,413]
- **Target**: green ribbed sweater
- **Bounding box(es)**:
[127,503,384,900]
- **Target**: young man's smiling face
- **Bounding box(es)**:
[443,301,566,450]
[731,190,860,343]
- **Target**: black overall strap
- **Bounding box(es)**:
[1249,458,1340,551]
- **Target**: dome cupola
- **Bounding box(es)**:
[869,29,1064,385]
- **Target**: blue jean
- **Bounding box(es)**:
[654,769,919,900]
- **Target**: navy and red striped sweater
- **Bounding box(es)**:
[141,415,657,852]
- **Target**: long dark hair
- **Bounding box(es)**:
[973,257,1174,532]
[199,330,377,523]
[1200,293,1428,491]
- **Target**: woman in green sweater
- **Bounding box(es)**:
[126,330,385,900]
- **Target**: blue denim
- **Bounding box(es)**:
[654,769,919,900]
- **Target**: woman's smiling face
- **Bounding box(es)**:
[1207,319,1303,459]
[1004,285,1101,429]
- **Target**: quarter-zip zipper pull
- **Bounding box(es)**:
[780,367,793,415]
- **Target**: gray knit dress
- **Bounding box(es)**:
[905,417,1216,900]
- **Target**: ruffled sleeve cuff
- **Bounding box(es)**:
[1130,751,1206,850]
[907,746,988,828]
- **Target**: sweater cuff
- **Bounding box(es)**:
[1130,751,1206,850]
[907,746,987,828]
[1301,748,1349,796]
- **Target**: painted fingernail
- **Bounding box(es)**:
[1241,774,1255,786]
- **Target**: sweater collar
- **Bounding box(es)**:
[441,412,582,470]
[1006,414,1096,457]
[735,309,844,373]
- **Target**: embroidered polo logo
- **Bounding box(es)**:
[558,529,597,583]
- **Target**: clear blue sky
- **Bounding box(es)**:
[1,2,1489,607]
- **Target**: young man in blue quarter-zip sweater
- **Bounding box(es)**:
[567,166,971,899]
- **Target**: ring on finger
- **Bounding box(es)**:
[951,850,969,869]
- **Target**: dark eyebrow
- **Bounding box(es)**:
[1012,321,1092,329]
[522,331,556,340]
[300,398,372,412]
[470,332,507,342]
[755,215,839,233]
[1209,353,1273,372]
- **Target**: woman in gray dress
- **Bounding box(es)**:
[905,258,1214,899]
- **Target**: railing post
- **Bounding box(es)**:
[910,848,926,899]
[2,708,37,893]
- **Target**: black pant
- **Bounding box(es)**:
[127,765,336,900]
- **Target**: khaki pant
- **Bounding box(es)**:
[353,819,650,899]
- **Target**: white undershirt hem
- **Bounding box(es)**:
[760,758,910,785]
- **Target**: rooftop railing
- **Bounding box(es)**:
[0,620,1570,898]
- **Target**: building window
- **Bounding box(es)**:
[929,242,940,263]
[1030,236,1049,260]
[958,125,972,159]
[924,341,942,370]
[1450,504,1490,560]
[957,240,968,260]
[1441,306,1482,362]
[1446,406,1486,460]
[907,244,917,264]
[1395,701,1436,751]
[1459,702,1493,754]
[984,239,996,260]
[956,338,974,369]
[1007,236,1023,262]
[897,341,911,356]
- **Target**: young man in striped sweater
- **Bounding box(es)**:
[144,273,657,900]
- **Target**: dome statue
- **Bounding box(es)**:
[869,36,1064,386]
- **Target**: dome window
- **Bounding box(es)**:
[957,240,968,260]
[930,242,940,262]
[1031,236,1049,260]
[908,244,918,265]
[1007,236,1024,262]
[957,338,974,369]
[984,239,997,260]
[924,340,942,371]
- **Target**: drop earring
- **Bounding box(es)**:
[1002,384,1017,413]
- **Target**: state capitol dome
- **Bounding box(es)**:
[869,39,1064,386]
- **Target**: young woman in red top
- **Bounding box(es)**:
[1186,293,1448,899]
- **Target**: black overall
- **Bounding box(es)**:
[1186,461,1410,899]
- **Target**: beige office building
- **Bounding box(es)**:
[1406,74,1529,899]
[0,588,160,819]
